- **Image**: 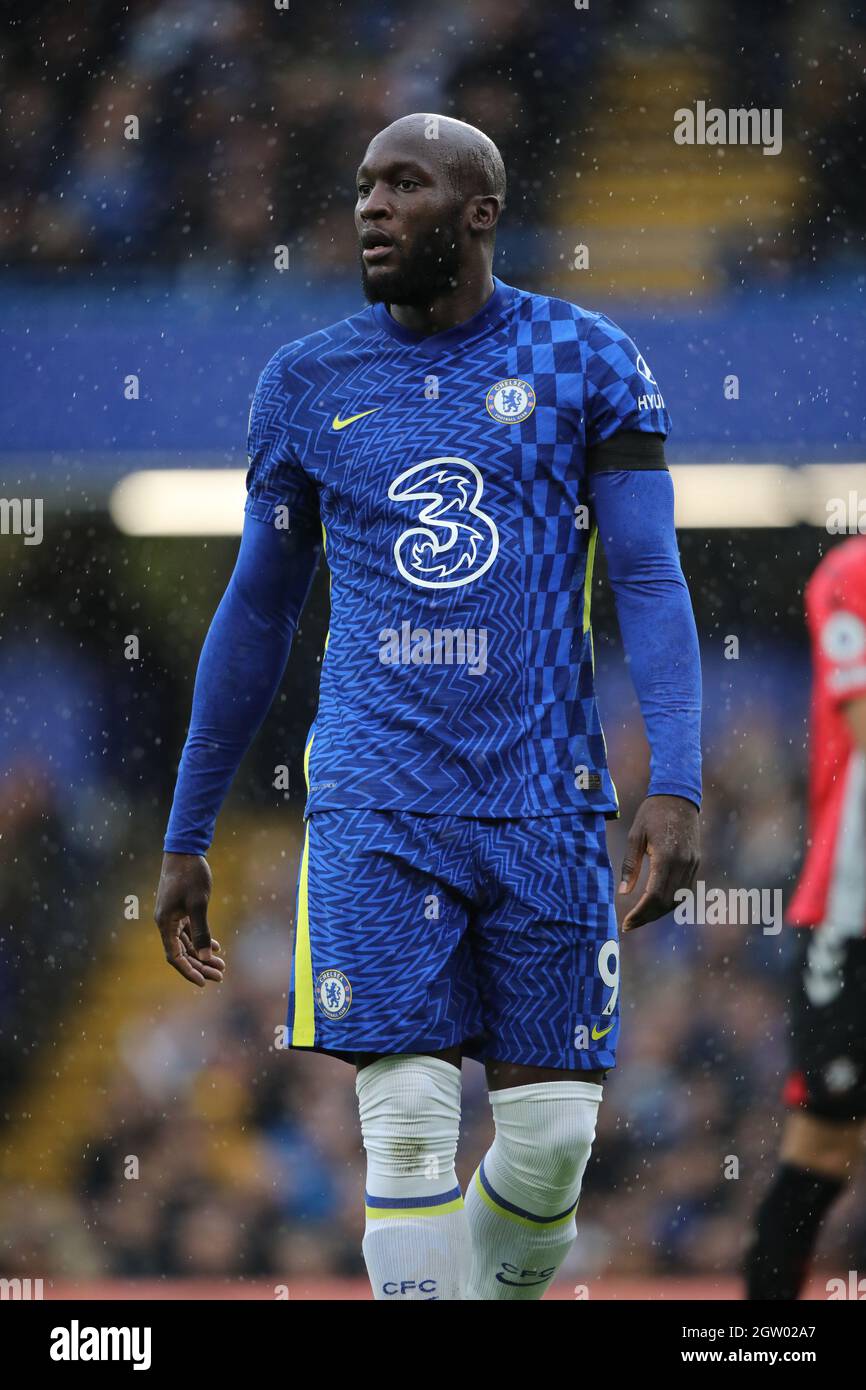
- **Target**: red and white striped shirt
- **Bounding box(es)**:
[789,536,866,930]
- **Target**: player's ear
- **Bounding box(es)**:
[467,194,501,235]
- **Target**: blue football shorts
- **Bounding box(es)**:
[286,808,620,1070]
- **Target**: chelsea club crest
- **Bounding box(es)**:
[316,968,352,1020]
[485,378,536,424]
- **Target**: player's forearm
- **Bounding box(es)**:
[163,515,320,854]
[162,601,292,855]
[613,575,702,806]
[590,468,702,807]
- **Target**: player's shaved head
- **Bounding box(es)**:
[355,112,505,310]
[364,113,506,213]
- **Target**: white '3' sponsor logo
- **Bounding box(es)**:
[387,457,499,589]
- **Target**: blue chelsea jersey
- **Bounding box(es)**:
[245,276,671,819]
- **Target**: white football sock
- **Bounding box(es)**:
[356,1054,471,1301]
[465,1080,603,1300]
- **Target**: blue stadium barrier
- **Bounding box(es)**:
[1,275,863,488]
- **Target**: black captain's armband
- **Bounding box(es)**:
[586,430,668,474]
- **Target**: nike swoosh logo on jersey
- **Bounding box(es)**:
[591,1021,615,1040]
[331,408,379,431]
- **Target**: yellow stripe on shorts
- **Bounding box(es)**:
[291,820,315,1046]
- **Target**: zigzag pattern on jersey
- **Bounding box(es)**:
[466,811,618,1068]
[248,305,536,815]
[290,808,618,1070]
[292,808,486,1054]
[245,335,321,533]
[312,322,529,814]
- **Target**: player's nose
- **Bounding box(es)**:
[358,181,392,221]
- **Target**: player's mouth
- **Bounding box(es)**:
[361,231,396,263]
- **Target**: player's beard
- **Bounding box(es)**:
[360,212,463,306]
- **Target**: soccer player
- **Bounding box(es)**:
[155,114,701,1300]
[745,536,866,1300]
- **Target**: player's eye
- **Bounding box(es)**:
[356,184,372,199]
[396,179,419,191]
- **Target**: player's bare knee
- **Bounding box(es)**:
[782,1112,863,1176]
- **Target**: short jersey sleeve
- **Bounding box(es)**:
[807,542,866,709]
[582,311,672,447]
[245,346,320,534]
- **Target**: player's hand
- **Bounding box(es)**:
[154,852,225,987]
[618,794,700,932]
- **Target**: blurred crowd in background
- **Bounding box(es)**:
[3,0,866,1291]
[7,694,866,1285]
[2,0,865,279]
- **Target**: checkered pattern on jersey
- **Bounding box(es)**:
[581,310,670,444]
[290,808,619,1069]
[243,281,668,821]
[506,292,667,810]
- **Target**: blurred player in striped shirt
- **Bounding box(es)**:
[746,536,866,1299]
